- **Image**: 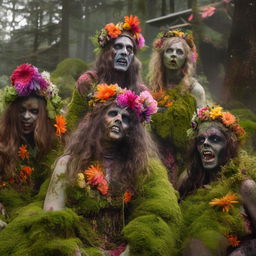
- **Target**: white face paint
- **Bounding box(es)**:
[113,36,134,72]
[196,126,227,170]
[163,41,186,70]
[104,106,130,141]
[19,97,40,135]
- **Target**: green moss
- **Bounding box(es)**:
[180,151,256,254]
[66,89,90,130]
[151,87,196,152]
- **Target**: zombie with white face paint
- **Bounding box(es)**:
[178,106,256,256]
[66,15,147,130]
[41,84,181,256]
[0,64,64,229]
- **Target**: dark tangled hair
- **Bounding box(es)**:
[65,101,158,192]
[179,121,239,199]
[0,95,56,179]
[93,35,143,94]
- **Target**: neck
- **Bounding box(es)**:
[22,133,35,148]
[165,68,183,89]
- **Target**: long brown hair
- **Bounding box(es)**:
[149,37,196,92]
[65,101,158,191]
[179,122,239,199]
[0,96,55,178]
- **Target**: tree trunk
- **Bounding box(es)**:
[60,0,70,61]
[223,0,256,111]
[161,0,166,16]
[169,0,174,13]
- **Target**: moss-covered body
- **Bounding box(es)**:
[0,159,181,256]
[0,141,62,221]
[151,87,196,182]
[180,151,256,255]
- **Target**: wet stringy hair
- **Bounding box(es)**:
[65,101,158,192]
[92,35,143,94]
[149,37,196,92]
[0,95,55,178]
[179,122,239,199]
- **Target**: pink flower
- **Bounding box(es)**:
[201,6,216,19]
[188,14,194,21]
[137,34,145,49]
[116,90,140,114]
[11,63,49,96]
[197,107,210,120]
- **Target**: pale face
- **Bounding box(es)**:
[163,41,186,70]
[104,106,130,141]
[113,36,134,71]
[196,126,227,170]
[19,97,40,135]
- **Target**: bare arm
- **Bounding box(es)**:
[43,155,70,211]
[191,81,206,109]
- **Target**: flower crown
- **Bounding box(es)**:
[94,15,145,52]
[2,63,62,120]
[90,83,158,123]
[154,30,198,61]
[187,106,246,141]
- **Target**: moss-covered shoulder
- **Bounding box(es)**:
[123,158,181,256]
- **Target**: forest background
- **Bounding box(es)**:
[0,0,256,150]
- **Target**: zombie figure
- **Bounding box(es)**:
[34,83,180,256]
[178,105,256,256]
[0,64,65,229]
[67,15,147,130]
[149,30,206,185]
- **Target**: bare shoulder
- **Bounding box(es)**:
[53,155,71,176]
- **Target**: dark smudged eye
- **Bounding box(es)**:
[108,110,118,117]
[122,114,130,124]
[209,135,223,143]
[196,136,205,145]
[177,49,184,55]
[114,43,123,50]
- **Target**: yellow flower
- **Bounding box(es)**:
[77,173,86,188]
[123,22,131,30]
[209,193,239,212]
[209,106,223,119]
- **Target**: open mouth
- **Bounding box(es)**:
[202,151,215,162]
[22,122,33,131]
[170,60,176,65]
[116,58,128,66]
[111,125,120,133]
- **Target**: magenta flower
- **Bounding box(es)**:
[11,63,49,96]
[137,34,145,49]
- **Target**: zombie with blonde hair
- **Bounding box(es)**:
[149,30,206,185]
[178,106,256,256]
[67,15,147,130]
[0,64,65,229]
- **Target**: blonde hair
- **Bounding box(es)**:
[149,37,196,92]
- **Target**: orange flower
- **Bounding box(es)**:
[18,144,29,160]
[84,164,109,195]
[95,83,118,101]
[54,115,67,136]
[233,123,246,137]
[226,235,240,247]
[19,166,33,181]
[209,193,239,212]
[222,112,236,126]
[105,23,121,38]
[124,15,141,33]
[124,191,132,204]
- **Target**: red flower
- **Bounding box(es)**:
[226,235,240,247]
[11,64,36,86]
[124,192,132,204]
[18,144,29,160]
[124,15,141,33]
[54,115,67,136]
[19,166,33,181]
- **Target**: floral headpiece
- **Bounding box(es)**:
[2,63,62,120]
[187,106,246,141]
[154,30,198,62]
[91,83,157,123]
[94,15,145,52]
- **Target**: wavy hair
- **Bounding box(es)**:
[0,96,56,178]
[65,101,158,192]
[179,122,239,199]
[149,37,196,92]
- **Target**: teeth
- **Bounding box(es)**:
[111,126,120,132]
